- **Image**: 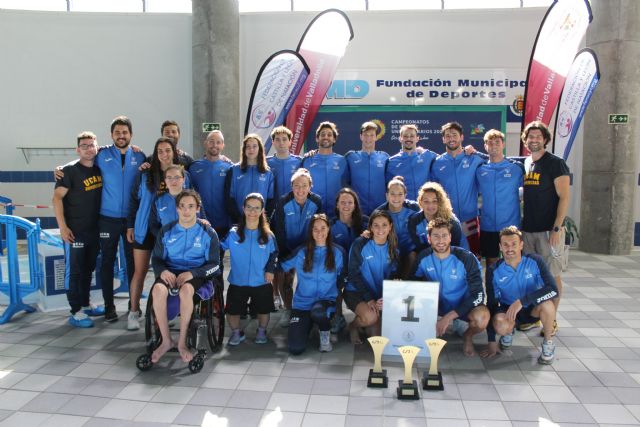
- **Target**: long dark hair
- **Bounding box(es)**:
[333,188,365,235]
[303,214,335,273]
[237,193,272,245]
[240,134,269,173]
[147,137,178,193]
[368,210,399,263]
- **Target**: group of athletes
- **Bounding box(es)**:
[52,114,570,365]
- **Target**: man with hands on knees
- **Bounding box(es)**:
[480,226,558,364]
[410,217,489,356]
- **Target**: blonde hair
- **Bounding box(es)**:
[418,182,453,221]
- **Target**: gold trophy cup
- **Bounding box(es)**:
[396,345,420,400]
[422,338,446,390]
[367,336,389,388]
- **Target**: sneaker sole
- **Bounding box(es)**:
[228,336,246,346]
[499,342,512,351]
[105,317,118,323]
[538,356,554,365]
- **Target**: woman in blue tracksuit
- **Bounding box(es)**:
[271,168,323,325]
[225,134,275,224]
[279,214,346,354]
[330,187,369,335]
[408,181,468,253]
[343,210,400,344]
[126,137,180,330]
[375,176,420,278]
[221,193,278,346]
[149,165,200,236]
[150,190,220,364]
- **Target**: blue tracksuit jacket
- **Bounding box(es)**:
[189,158,233,231]
[220,227,278,287]
[407,212,469,252]
[345,237,399,301]
[411,246,484,317]
[331,215,369,253]
[151,220,220,279]
[225,164,275,223]
[272,191,323,257]
[376,201,420,255]
[301,153,349,217]
[345,150,389,215]
[280,244,346,311]
[476,159,524,232]
[385,150,436,201]
[95,145,146,218]
[267,154,302,202]
[431,152,484,222]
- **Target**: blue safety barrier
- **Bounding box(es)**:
[0,214,43,324]
[0,196,15,255]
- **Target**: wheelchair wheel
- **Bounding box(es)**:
[205,277,225,352]
[136,354,153,371]
[188,354,204,373]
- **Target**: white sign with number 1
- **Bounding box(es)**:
[381,280,440,360]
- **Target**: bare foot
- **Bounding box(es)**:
[349,326,363,345]
[463,335,476,357]
[178,344,193,363]
[151,340,173,363]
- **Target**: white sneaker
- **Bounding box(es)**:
[319,330,332,352]
[127,311,140,331]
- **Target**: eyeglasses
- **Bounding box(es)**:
[78,144,95,150]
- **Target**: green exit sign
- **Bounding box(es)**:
[608,114,629,124]
[202,122,221,132]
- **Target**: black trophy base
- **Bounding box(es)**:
[396,379,420,400]
[422,371,444,391]
[367,369,388,388]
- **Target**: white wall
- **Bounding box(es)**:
[0,9,191,218]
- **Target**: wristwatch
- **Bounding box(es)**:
[552,226,560,233]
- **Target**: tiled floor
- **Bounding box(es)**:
[1,249,640,426]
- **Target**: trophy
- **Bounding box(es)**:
[396,345,420,400]
[367,336,389,388]
[422,338,446,390]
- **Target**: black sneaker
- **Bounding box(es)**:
[104,307,118,323]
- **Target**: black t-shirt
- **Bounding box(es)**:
[55,161,103,232]
[522,151,570,232]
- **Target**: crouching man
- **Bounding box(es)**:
[481,226,558,364]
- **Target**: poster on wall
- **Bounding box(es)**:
[304,105,507,155]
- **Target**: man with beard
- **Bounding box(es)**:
[410,217,489,357]
[301,121,349,218]
[521,121,570,336]
[96,116,146,322]
[480,226,558,364]
[385,124,436,201]
[431,122,484,256]
[159,120,194,167]
[189,130,233,240]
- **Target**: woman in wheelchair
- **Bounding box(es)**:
[150,189,220,363]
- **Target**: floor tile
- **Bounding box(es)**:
[201,372,243,389]
[151,385,198,404]
[174,405,224,426]
[502,401,550,421]
[237,374,278,392]
[0,389,39,410]
[301,413,346,427]
[226,389,271,409]
[134,401,184,423]
[19,391,72,413]
[94,398,146,420]
[13,373,62,391]
[0,411,50,427]
[57,395,110,416]
[494,384,539,402]
[188,388,234,407]
[543,402,596,423]
[583,403,639,424]
[116,382,162,401]
[306,394,348,414]
[261,410,305,427]
[423,399,465,419]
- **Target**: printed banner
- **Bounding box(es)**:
[552,49,600,160]
[286,9,354,155]
[521,0,592,154]
[245,50,310,153]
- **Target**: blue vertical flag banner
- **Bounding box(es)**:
[521,0,592,155]
[286,9,354,155]
[245,50,310,153]
[552,48,600,161]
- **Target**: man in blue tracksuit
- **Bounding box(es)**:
[431,122,484,255]
[267,126,302,202]
[150,189,221,363]
[411,217,489,357]
[301,122,349,218]
[476,129,524,267]
[95,116,146,322]
[345,121,389,215]
[189,130,233,239]
[385,124,436,201]
[481,226,558,364]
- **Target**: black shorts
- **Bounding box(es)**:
[480,230,500,259]
[496,304,539,326]
[133,231,155,251]
[154,274,207,292]
[226,283,275,315]
[343,290,370,312]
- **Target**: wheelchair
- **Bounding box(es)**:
[136,275,225,373]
